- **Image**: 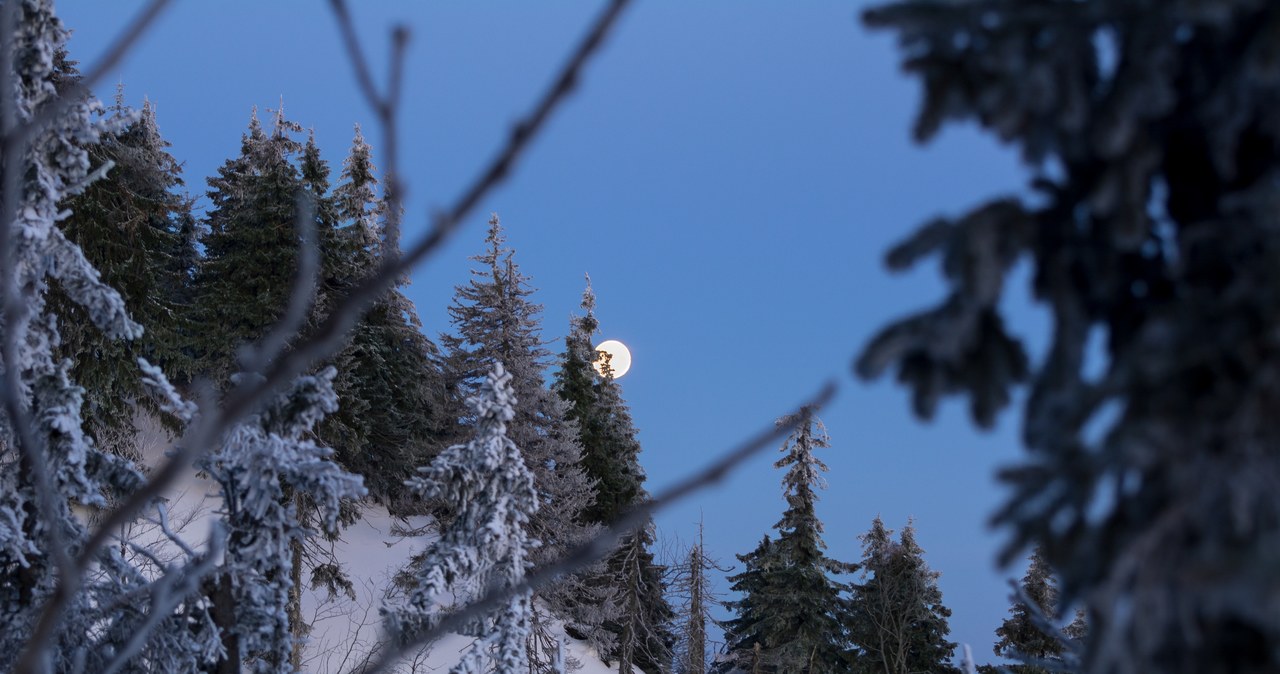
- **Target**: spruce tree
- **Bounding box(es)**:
[717,411,850,673]
[988,547,1088,674]
[993,548,1070,674]
[857,2,1280,671]
[555,274,644,525]
[442,215,594,569]
[51,90,196,446]
[716,535,784,674]
[193,106,305,385]
[555,275,676,672]
[316,126,449,505]
[845,517,958,674]
[387,363,538,673]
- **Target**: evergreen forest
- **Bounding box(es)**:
[4,1,1279,673]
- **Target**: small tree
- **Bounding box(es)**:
[387,363,540,673]
[845,518,958,674]
[670,520,729,674]
[993,547,1080,674]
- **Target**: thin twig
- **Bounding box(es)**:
[358,381,838,674]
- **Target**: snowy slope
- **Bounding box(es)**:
[146,447,622,673]
[297,505,625,673]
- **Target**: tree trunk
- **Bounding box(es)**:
[206,574,241,674]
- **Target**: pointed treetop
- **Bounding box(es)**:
[247,106,264,141]
[112,81,126,112]
[485,213,509,259]
[273,96,286,136]
[582,273,596,316]
[270,99,302,138]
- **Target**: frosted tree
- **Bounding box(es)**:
[442,217,597,611]
[844,518,958,674]
[317,125,450,506]
[201,368,366,673]
[669,520,729,674]
[992,547,1082,674]
[51,89,196,446]
[0,1,225,671]
[717,410,850,673]
[386,362,539,673]
[856,1,1280,671]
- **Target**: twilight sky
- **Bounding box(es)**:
[58,1,1052,663]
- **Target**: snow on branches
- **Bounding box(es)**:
[389,362,540,673]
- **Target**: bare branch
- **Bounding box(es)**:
[327,0,387,119]
[359,381,838,674]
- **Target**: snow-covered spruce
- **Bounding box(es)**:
[0,1,224,671]
[200,367,366,673]
[388,362,540,673]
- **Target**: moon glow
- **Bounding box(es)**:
[594,340,632,378]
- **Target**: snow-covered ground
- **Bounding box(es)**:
[144,439,622,673]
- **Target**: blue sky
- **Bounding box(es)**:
[59,0,1052,663]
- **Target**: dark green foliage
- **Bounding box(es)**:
[844,517,957,674]
[716,536,782,673]
[717,413,851,673]
[193,107,305,385]
[993,548,1077,674]
[307,126,449,505]
[554,275,643,526]
[858,2,1280,672]
[52,92,196,444]
[554,276,675,672]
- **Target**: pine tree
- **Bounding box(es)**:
[857,2,1280,671]
[193,106,305,385]
[387,363,539,673]
[845,518,958,674]
[51,90,196,446]
[717,411,850,673]
[316,125,449,505]
[992,548,1078,674]
[442,216,595,571]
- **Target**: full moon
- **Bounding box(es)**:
[594,340,632,378]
